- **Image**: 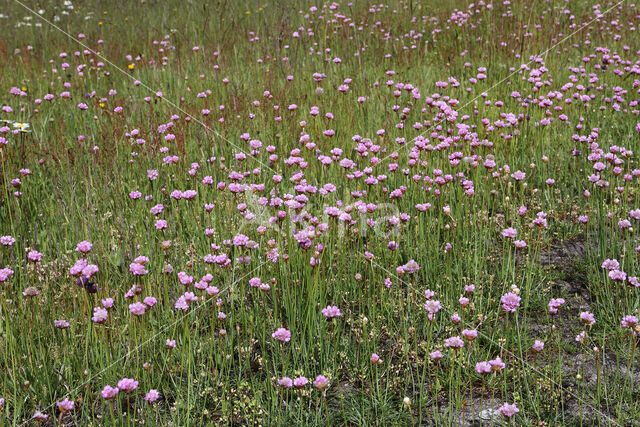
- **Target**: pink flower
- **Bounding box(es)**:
[31,411,48,422]
[129,302,146,316]
[444,336,464,349]
[498,403,519,418]
[489,357,505,371]
[293,377,308,388]
[56,398,74,413]
[501,228,517,238]
[0,268,14,283]
[81,263,99,278]
[313,375,329,391]
[513,240,527,249]
[0,235,15,246]
[475,361,491,374]
[27,250,42,262]
[272,327,291,342]
[174,297,189,311]
[580,311,596,326]
[143,296,157,307]
[608,270,627,281]
[403,259,420,274]
[621,315,639,329]
[278,377,293,388]
[371,353,382,364]
[500,292,521,312]
[55,319,70,329]
[511,170,526,181]
[129,262,148,276]
[429,350,443,360]
[601,258,620,270]
[144,389,160,403]
[532,340,544,352]
[75,241,93,254]
[321,305,342,318]
[177,271,194,286]
[100,385,119,400]
[462,329,478,341]
[92,307,108,323]
[117,378,138,392]
[548,298,565,314]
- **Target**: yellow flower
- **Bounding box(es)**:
[98,21,103,26]
[245,10,250,14]
[99,102,105,108]
[128,64,135,70]
[21,86,27,92]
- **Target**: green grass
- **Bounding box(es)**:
[0,0,639,425]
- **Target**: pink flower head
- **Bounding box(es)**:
[76,240,93,254]
[580,311,596,326]
[608,270,627,282]
[462,329,478,341]
[444,336,464,349]
[513,240,527,249]
[55,319,70,329]
[403,259,420,274]
[129,302,146,316]
[475,361,491,374]
[56,398,74,413]
[621,315,639,329]
[78,260,98,278]
[313,375,330,391]
[129,262,148,276]
[92,307,108,323]
[511,170,526,181]
[0,235,15,246]
[532,340,545,352]
[500,292,521,312]
[100,385,119,400]
[117,378,138,392]
[423,297,441,319]
[144,389,160,403]
[278,377,293,388]
[548,298,565,314]
[31,411,48,422]
[601,258,620,271]
[0,268,15,283]
[429,350,444,360]
[293,377,308,388]
[321,305,342,318]
[143,296,157,307]
[499,403,519,418]
[489,357,505,371]
[28,250,42,262]
[272,327,291,342]
[501,227,517,238]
